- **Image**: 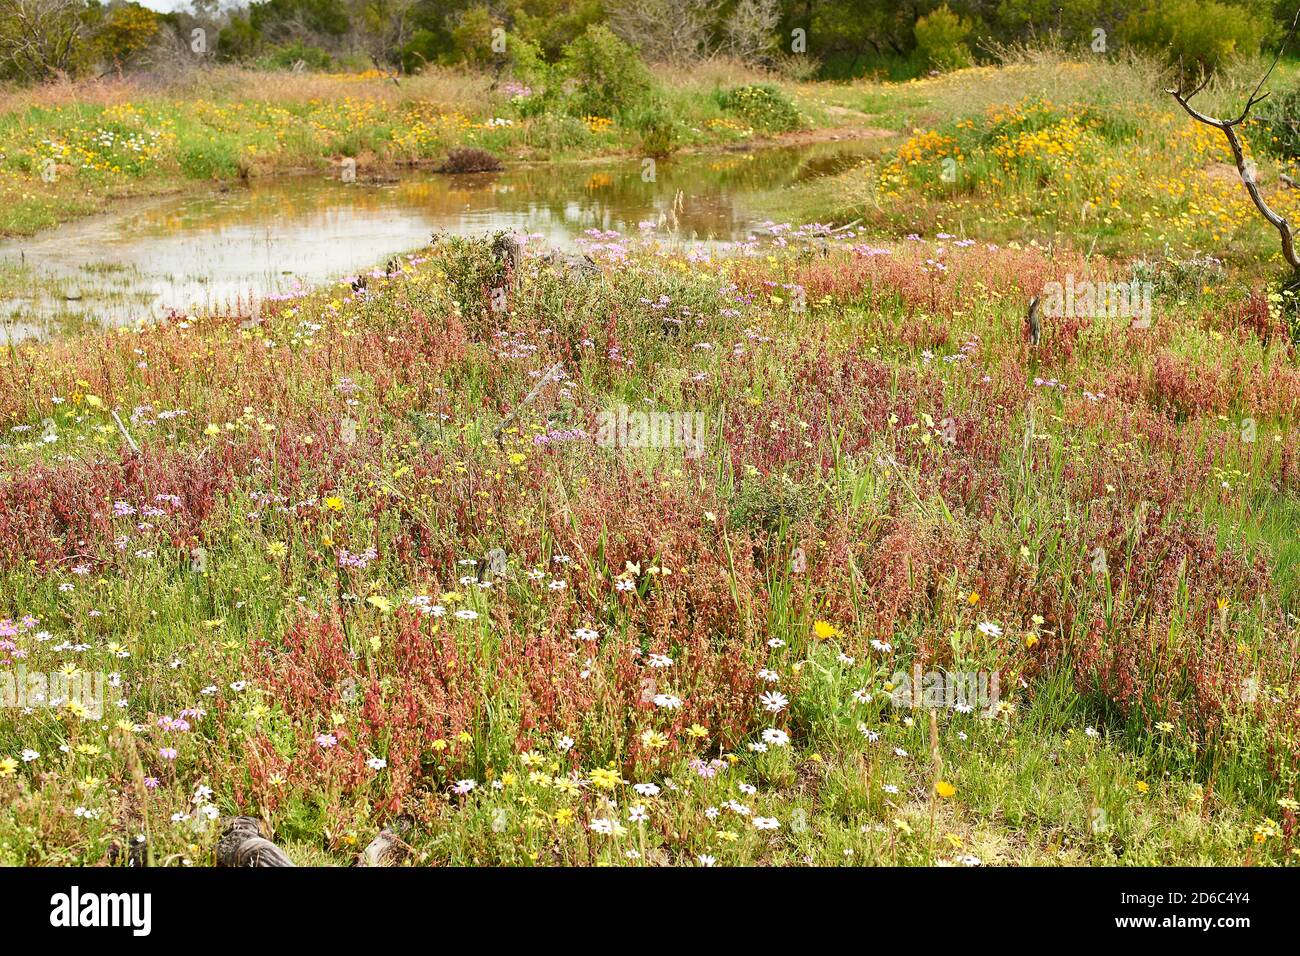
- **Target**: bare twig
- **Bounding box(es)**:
[492,362,563,446]
[111,410,141,455]
[1166,7,1300,272]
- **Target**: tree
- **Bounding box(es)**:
[560,23,652,117]
[1124,0,1267,74]
[914,3,975,70]
[348,0,417,70]
[606,0,713,64]
[94,1,163,69]
[0,0,89,80]
[723,0,781,64]
[1167,6,1300,274]
[448,4,503,66]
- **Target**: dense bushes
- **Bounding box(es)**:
[913,3,975,72]
[4,0,1297,86]
[1120,0,1270,73]
[496,25,679,151]
[559,25,653,120]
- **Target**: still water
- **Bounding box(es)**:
[0,140,870,341]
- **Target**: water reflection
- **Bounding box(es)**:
[0,140,870,340]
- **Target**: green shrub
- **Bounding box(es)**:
[502,36,560,118]
[216,14,261,63]
[522,112,594,152]
[176,140,242,180]
[559,25,652,120]
[449,5,504,67]
[1281,278,1300,347]
[258,42,334,71]
[1120,0,1266,74]
[1255,86,1300,160]
[715,84,804,132]
[624,102,680,156]
[913,3,974,72]
[729,473,821,538]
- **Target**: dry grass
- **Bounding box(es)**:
[0,65,496,115]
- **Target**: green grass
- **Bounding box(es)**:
[0,54,1297,867]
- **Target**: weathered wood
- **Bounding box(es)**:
[492,232,523,269]
[217,816,295,867]
[108,834,148,868]
[355,823,411,867]
[111,409,141,455]
[484,547,508,579]
[492,361,563,446]
[1166,9,1300,274]
[1026,296,1041,346]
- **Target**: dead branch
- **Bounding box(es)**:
[354,820,412,866]
[492,361,563,446]
[111,409,141,455]
[1166,7,1300,272]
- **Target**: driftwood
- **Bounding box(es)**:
[355,820,413,867]
[108,835,148,868]
[217,816,295,867]
[483,547,508,580]
[1167,9,1300,273]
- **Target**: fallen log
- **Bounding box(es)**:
[355,821,412,867]
[217,816,295,867]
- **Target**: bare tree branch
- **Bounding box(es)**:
[1166,7,1300,272]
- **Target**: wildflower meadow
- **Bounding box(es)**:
[0,3,1298,931]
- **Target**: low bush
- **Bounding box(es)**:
[559,25,653,120]
[435,146,506,174]
[913,3,975,72]
[715,84,804,133]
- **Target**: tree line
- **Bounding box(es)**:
[2,0,1298,83]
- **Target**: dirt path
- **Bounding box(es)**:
[727,124,899,151]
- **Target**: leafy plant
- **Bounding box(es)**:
[1120,0,1266,75]
[913,3,974,72]
[1255,86,1300,160]
[559,24,653,120]
[715,84,804,133]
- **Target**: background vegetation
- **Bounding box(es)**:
[3,0,1300,83]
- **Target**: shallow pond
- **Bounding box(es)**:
[0,139,872,341]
